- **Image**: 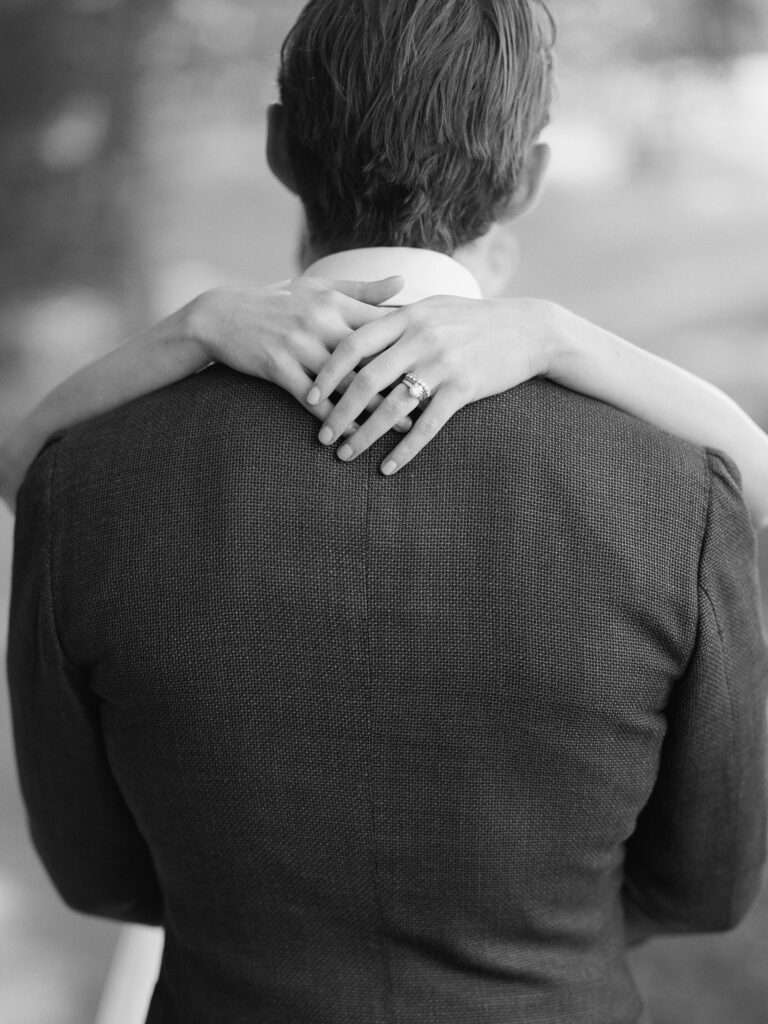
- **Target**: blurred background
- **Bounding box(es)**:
[1,0,767,1021]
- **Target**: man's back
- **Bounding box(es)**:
[9,366,766,1023]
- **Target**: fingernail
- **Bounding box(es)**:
[319,427,334,445]
[338,444,354,462]
[307,387,320,406]
[381,461,398,476]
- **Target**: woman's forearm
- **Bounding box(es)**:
[31,301,211,441]
[548,306,768,530]
[0,299,211,512]
[0,277,399,513]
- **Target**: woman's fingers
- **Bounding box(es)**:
[378,390,461,476]
[293,277,403,344]
[335,384,422,462]
[283,333,336,377]
[317,345,419,445]
[274,358,336,423]
[333,293,399,330]
[308,312,410,408]
[330,276,404,306]
[274,356,408,438]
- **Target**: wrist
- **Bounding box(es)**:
[183,290,221,363]
[543,302,588,383]
[508,298,571,378]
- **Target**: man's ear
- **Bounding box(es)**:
[505,142,550,219]
[266,103,299,195]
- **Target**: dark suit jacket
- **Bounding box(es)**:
[7,367,768,1023]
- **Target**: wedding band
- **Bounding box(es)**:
[402,373,432,407]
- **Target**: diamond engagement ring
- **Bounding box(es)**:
[402,373,432,407]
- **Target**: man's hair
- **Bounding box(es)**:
[278,0,556,255]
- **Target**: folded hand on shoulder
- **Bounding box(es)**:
[307,294,556,475]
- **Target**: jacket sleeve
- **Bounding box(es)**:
[6,441,163,925]
[623,449,768,934]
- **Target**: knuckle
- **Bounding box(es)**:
[296,307,315,333]
[450,377,472,400]
[313,291,335,314]
[301,296,332,329]
[286,326,308,351]
[356,366,376,390]
[313,312,338,337]
[341,384,365,412]
[262,348,284,381]
[405,304,429,328]
[310,307,329,332]
[336,335,359,361]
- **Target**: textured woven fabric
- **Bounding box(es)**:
[7,367,768,1024]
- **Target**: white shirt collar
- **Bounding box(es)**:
[303,247,482,305]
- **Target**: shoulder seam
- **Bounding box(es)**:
[697,579,739,857]
[679,449,715,676]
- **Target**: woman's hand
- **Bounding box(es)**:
[0,275,406,515]
[307,295,559,474]
[306,293,768,530]
[195,276,406,427]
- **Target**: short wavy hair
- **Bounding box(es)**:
[278,0,556,255]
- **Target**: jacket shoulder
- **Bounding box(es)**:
[472,378,715,519]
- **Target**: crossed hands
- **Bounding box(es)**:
[188,276,557,475]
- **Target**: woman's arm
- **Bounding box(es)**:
[0,303,208,511]
[308,297,768,531]
[0,277,402,513]
[5,288,764,530]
